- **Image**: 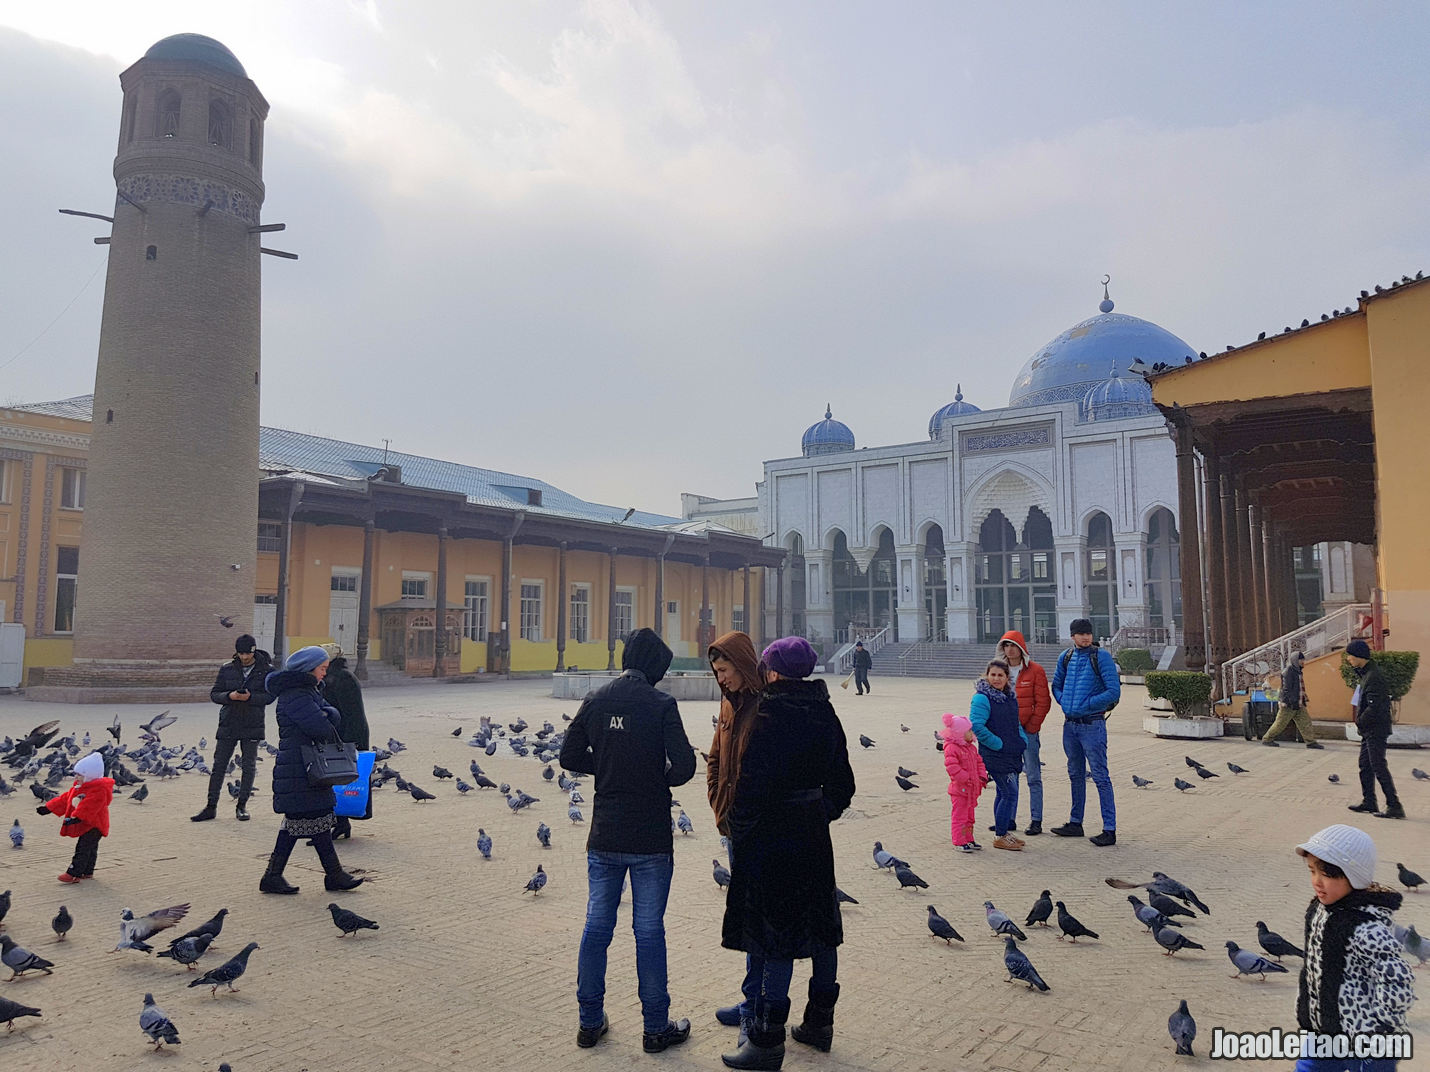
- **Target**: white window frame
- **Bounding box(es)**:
[613,586,636,639]
[568,582,591,644]
[330,568,360,593]
[463,576,491,642]
[400,570,431,600]
[59,467,85,510]
[257,521,282,552]
[519,580,544,642]
[0,459,11,504]
[732,604,745,635]
[53,546,79,633]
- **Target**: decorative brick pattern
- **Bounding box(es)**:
[116,172,260,223]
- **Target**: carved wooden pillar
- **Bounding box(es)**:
[1259,511,1276,642]
[500,535,513,673]
[355,519,375,680]
[555,541,568,672]
[743,565,751,638]
[699,553,711,652]
[1219,472,1242,656]
[1202,450,1229,671]
[1246,497,1265,648]
[433,524,449,677]
[606,546,618,671]
[1173,419,1206,672]
[654,552,665,639]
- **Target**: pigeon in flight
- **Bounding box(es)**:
[926,905,963,944]
[51,905,72,942]
[1150,873,1212,915]
[328,903,379,937]
[858,735,876,749]
[1168,999,1196,1056]
[1398,863,1425,892]
[140,993,181,1047]
[477,829,492,860]
[114,903,190,953]
[536,822,551,848]
[188,941,259,995]
[1255,921,1304,961]
[8,820,21,849]
[1225,941,1289,980]
[712,859,732,889]
[523,865,547,895]
[0,994,41,1032]
[1,936,54,979]
[1025,891,1053,928]
[895,775,919,791]
[107,714,122,742]
[1127,895,1181,932]
[1131,775,1153,789]
[1003,937,1049,991]
[984,902,1026,941]
[1055,902,1099,942]
[139,712,177,738]
[1152,926,1204,956]
[156,933,214,970]
[894,862,928,890]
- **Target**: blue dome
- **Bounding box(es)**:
[143,34,247,78]
[802,405,855,457]
[1080,362,1156,421]
[928,384,981,439]
[1008,287,1194,408]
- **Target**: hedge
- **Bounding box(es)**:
[1115,648,1155,675]
[1146,671,1213,718]
[1338,650,1420,700]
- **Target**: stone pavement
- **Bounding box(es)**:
[0,676,1425,1072]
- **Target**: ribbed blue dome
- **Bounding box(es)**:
[802,405,855,457]
[927,384,981,439]
[1009,288,1194,408]
[143,34,247,77]
[1081,363,1156,421]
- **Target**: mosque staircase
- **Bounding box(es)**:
[885,641,1066,679]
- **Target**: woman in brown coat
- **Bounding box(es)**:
[707,631,762,838]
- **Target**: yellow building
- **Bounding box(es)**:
[3,397,780,690]
[1150,274,1428,733]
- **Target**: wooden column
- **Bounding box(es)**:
[742,565,751,637]
[500,535,513,673]
[1259,513,1276,642]
[1246,498,1265,648]
[1173,420,1207,672]
[700,552,711,652]
[433,524,449,677]
[654,552,665,639]
[355,519,375,681]
[1219,472,1242,656]
[555,541,568,672]
[1202,450,1228,671]
[606,547,618,671]
[271,481,304,666]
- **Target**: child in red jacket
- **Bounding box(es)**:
[37,751,114,883]
[942,713,988,853]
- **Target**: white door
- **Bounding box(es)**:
[252,603,276,655]
[665,600,681,645]
[0,622,23,688]
[329,570,360,653]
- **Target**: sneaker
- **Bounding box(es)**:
[1375,805,1407,820]
[58,872,82,884]
[1050,822,1084,838]
[1305,742,1325,750]
[643,1018,692,1053]
[1008,835,1026,847]
[577,1017,609,1048]
[1347,802,1377,814]
[969,841,984,851]
[1089,830,1117,847]
[1023,820,1042,836]
[1261,739,1280,747]
[993,835,1023,851]
[958,843,976,854]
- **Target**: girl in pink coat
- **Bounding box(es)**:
[942,713,988,852]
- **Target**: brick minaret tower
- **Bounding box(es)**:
[71,35,268,683]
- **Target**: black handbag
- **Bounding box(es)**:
[302,731,359,788]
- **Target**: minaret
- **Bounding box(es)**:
[72,35,269,675]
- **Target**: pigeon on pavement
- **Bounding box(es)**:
[50,905,72,942]
[2,935,55,979]
[9,820,23,848]
[1128,895,1181,932]
[1152,926,1204,956]
[1401,925,1429,967]
[188,941,259,995]
[894,775,919,791]
[139,993,181,1047]
[894,862,929,890]
[872,842,906,872]
[169,908,228,948]
[676,810,694,835]
[1149,891,1196,920]
[0,890,9,929]
[1328,774,1340,783]
[1055,902,1099,942]
[1193,766,1219,780]
[1173,778,1194,792]
[1255,921,1304,961]
[432,766,453,780]
[1168,999,1196,1055]
[523,865,547,895]
[455,779,474,794]
[1184,756,1205,769]
[897,767,918,778]
[129,783,150,804]
[328,903,379,937]
[1227,763,1250,775]
[1026,890,1053,928]
[408,783,436,802]
[712,859,731,888]
[1003,937,1049,991]
[1150,873,1211,915]
[114,903,190,953]
[477,829,492,859]
[537,822,551,848]
[0,994,41,1032]
[156,933,214,970]
[1226,941,1289,980]
[858,735,875,749]
[926,905,963,944]
[1131,775,1153,789]
[985,902,1027,941]
[1398,863,1425,892]
[568,805,584,824]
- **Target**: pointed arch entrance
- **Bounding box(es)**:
[974,507,1057,643]
[833,528,897,642]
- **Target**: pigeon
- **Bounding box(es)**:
[477,829,492,859]
[1151,873,1211,915]
[835,887,858,905]
[1193,766,1219,780]
[0,776,13,797]
[1402,925,1429,967]
[523,865,547,894]
[542,765,555,781]
[139,993,181,1047]
[114,903,190,953]
[473,774,498,790]
[188,941,259,995]
[894,862,929,890]
[676,810,694,835]
[107,714,121,742]
[129,782,149,804]
[139,712,176,738]
[455,779,474,794]
[0,890,9,929]
[568,805,584,824]
[485,741,498,756]
[409,783,436,802]
[0,936,54,979]
[1055,902,1099,942]
[328,903,379,937]
[1026,890,1054,927]
[1149,892,1196,921]
[1003,937,1049,991]
[29,784,56,803]
[1413,768,1429,781]
[858,735,875,749]
[872,842,906,872]
[1328,774,1340,784]
[1398,863,1425,892]
[386,738,406,754]
[451,726,463,737]
[1173,778,1195,792]
[900,724,909,733]
[985,901,1026,941]
[8,820,21,849]
[1227,762,1249,775]
[0,994,41,1032]
[156,933,214,970]
[712,859,732,888]
[1184,756,1205,769]
[1226,941,1289,980]
[896,767,918,778]
[1152,926,1204,956]
[51,905,72,942]
[432,766,453,780]
[926,905,963,944]
[1168,999,1196,1056]
[169,908,228,948]
[1255,921,1304,961]
[1127,895,1181,931]
[1131,775,1153,789]
[895,776,919,791]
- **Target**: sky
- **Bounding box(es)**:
[2,1,1428,516]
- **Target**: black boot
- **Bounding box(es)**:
[313,830,364,891]
[190,803,218,822]
[790,983,838,1052]
[235,799,251,822]
[259,830,299,894]
[722,999,789,1070]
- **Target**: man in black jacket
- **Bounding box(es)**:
[1344,640,1404,820]
[1262,650,1323,748]
[852,641,872,695]
[193,634,274,822]
[560,628,697,1053]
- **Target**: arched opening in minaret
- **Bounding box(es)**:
[156,89,181,137]
[208,99,232,149]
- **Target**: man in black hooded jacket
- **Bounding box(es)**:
[193,634,274,822]
[560,628,696,1054]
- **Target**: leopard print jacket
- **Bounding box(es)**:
[1297,886,1415,1035]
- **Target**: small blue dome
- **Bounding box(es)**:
[802,405,855,457]
[1081,361,1157,421]
[143,34,247,78]
[927,384,982,439]
[1008,284,1194,408]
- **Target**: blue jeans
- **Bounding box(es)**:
[991,770,1020,836]
[1295,1060,1398,1072]
[739,948,837,1017]
[576,851,674,1033]
[1064,718,1116,830]
[1021,731,1042,823]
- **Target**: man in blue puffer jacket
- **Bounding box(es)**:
[1050,618,1121,847]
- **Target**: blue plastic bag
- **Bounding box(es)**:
[334,749,375,818]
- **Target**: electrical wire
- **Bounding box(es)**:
[0,260,105,374]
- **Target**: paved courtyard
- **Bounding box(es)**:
[0,675,1425,1072]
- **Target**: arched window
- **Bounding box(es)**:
[156,90,181,138]
[123,92,138,143]
[975,507,1056,643]
[1085,511,1117,638]
[208,99,232,149]
[832,529,897,643]
[787,534,806,637]
[1144,508,1180,631]
[922,524,947,641]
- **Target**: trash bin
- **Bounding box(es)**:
[1242,690,1279,740]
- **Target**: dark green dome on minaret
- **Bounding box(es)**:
[143,34,247,77]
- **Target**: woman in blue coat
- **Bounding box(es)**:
[259,645,363,894]
[970,658,1027,852]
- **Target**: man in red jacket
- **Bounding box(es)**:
[996,631,1051,836]
[37,751,114,883]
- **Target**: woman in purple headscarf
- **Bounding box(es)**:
[717,637,856,1069]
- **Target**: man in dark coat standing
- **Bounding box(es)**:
[560,628,696,1054]
[852,641,872,695]
[193,634,273,823]
[1344,639,1404,819]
